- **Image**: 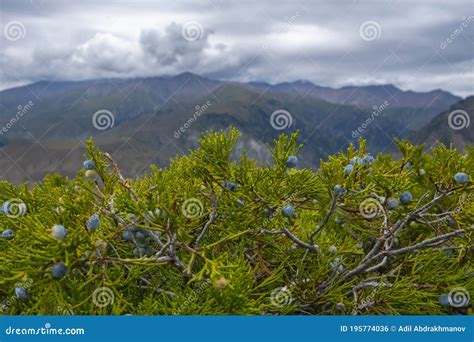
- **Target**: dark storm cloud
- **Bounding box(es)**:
[0,0,472,96]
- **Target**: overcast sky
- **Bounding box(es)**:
[0,0,473,96]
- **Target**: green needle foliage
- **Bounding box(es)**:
[0,128,472,315]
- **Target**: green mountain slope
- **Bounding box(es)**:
[413,96,474,150]
[0,73,466,183]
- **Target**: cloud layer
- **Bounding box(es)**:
[0,0,473,96]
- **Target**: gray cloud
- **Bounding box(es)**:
[0,0,472,96]
[140,22,211,67]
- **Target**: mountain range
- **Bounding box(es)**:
[413,96,473,149]
[0,72,470,183]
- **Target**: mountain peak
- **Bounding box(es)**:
[340,83,399,92]
[173,71,203,80]
[292,79,315,86]
[247,81,272,88]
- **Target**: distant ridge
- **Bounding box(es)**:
[414,96,474,150]
[0,72,467,183]
[247,80,461,109]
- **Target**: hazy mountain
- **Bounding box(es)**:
[248,80,461,111]
[0,72,466,183]
[414,96,474,150]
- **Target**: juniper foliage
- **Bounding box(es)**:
[0,128,473,315]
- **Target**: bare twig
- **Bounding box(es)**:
[185,187,225,277]
[282,228,320,252]
[344,229,465,282]
[148,231,165,248]
[356,189,457,274]
[194,187,225,248]
[414,191,432,209]
[309,196,337,244]
[259,229,285,235]
[260,227,319,253]
[364,257,387,273]
[164,219,186,272]
[380,229,465,257]
[104,153,139,201]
